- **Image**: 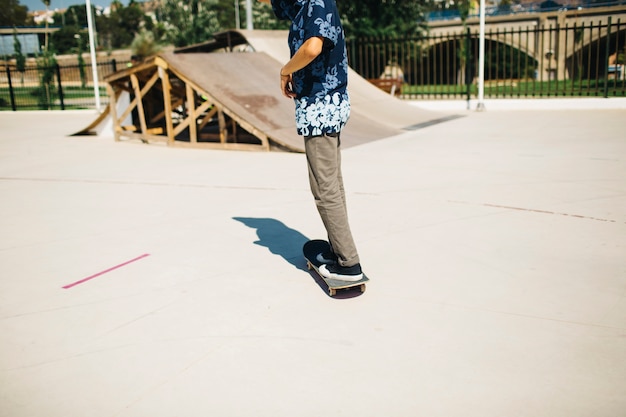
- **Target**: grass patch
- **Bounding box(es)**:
[401,79,626,98]
[0,86,107,110]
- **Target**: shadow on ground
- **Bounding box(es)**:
[233,217,310,272]
[233,217,364,299]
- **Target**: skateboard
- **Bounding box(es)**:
[303,239,369,296]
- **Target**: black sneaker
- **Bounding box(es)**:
[319,263,363,282]
[316,251,338,264]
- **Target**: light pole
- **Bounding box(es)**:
[477,0,486,111]
[245,0,253,30]
[235,0,240,29]
[85,0,101,111]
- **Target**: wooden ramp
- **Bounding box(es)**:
[102,52,303,151]
[86,30,457,152]
[238,30,460,139]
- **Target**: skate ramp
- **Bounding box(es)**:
[162,50,415,150]
[79,30,457,152]
[160,51,304,151]
[73,92,131,138]
[168,30,456,149]
[238,30,457,133]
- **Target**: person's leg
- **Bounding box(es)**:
[304,133,359,268]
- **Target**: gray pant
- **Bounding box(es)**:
[304,133,360,267]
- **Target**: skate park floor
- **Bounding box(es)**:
[1,105,625,417]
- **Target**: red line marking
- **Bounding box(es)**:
[62,254,150,289]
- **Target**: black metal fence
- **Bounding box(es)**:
[1,20,624,111]
[0,59,125,111]
[348,17,625,99]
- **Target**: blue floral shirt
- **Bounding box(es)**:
[271,0,350,136]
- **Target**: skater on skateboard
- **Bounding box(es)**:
[258,0,363,281]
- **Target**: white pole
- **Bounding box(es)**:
[85,0,101,112]
[245,0,253,30]
[477,0,486,111]
[235,0,240,29]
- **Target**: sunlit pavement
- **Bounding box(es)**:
[1,107,624,417]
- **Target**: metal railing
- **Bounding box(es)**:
[348,18,625,99]
[0,59,123,111]
[1,20,624,111]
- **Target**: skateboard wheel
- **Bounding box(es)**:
[306,261,313,271]
[360,284,366,293]
[329,289,336,296]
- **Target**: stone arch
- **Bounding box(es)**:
[564,23,626,80]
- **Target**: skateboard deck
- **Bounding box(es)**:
[303,239,369,296]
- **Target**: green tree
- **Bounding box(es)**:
[76,32,87,88]
[13,29,27,85]
[130,29,161,61]
[42,0,51,52]
[212,0,239,29]
[0,0,28,26]
[50,25,82,54]
[95,7,114,50]
[98,0,147,49]
[337,0,428,38]
[155,0,220,47]
[35,50,57,109]
[252,0,289,30]
[115,1,145,47]
[338,0,429,82]
[52,4,88,27]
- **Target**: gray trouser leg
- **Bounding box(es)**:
[304,133,360,267]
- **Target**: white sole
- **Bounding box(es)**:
[318,265,363,282]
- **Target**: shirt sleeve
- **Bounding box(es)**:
[304,0,341,46]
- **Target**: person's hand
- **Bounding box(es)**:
[280,71,296,99]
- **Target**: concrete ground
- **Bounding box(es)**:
[0,107,625,417]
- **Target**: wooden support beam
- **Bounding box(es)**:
[220,107,271,151]
[159,64,273,151]
[103,55,278,151]
[106,83,121,142]
[117,71,160,128]
[198,106,218,131]
[117,130,168,143]
[149,97,183,125]
[172,84,195,138]
[194,100,214,120]
[171,84,216,141]
[187,83,197,143]
[171,141,269,152]
[218,110,227,143]
[158,66,175,145]
[130,73,148,135]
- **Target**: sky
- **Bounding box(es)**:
[20,0,130,12]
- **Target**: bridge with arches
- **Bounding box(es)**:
[427,5,626,82]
